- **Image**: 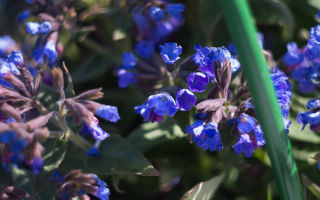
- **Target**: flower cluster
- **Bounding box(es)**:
[283,24,320,93]
[133,1,185,44]
[52,170,110,200]
[131,39,292,158]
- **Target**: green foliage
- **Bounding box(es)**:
[181,173,225,200]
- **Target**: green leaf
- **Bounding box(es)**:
[127,119,186,153]
[250,0,294,31]
[173,110,192,133]
[181,173,225,200]
[85,134,159,176]
[71,53,111,83]
[302,174,320,198]
[33,139,67,195]
[0,165,12,185]
[11,168,34,195]
[288,116,320,144]
[37,84,60,112]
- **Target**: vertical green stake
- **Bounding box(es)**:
[218,1,303,200]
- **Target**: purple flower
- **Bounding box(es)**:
[147,93,178,117]
[175,89,196,111]
[233,133,255,158]
[135,40,154,59]
[44,41,57,61]
[94,186,110,200]
[26,22,40,35]
[149,6,165,21]
[12,138,28,152]
[121,52,137,68]
[117,69,136,88]
[187,72,209,92]
[203,122,219,138]
[166,4,185,20]
[237,114,256,133]
[159,42,182,64]
[40,21,52,34]
[96,105,120,123]
[0,131,17,144]
[230,56,240,72]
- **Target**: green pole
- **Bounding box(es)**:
[218,1,303,200]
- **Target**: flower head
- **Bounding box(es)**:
[233,133,255,158]
[149,6,165,21]
[176,89,196,111]
[187,72,209,92]
[159,42,182,64]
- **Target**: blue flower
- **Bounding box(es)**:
[12,138,28,152]
[135,40,154,59]
[307,99,320,110]
[134,102,152,121]
[253,125,265,147]
[147,93,178,117]
[186,119,206,137]
[188,121,223,152]
[88,123,110,141]
[149,6,165,21]
[159,42,182,64]
[230,56,240,72]
[121,52,137,68]
[26,22,40,35]
[40,21,52,34]
[117,69,136,88]
[175,89,196,111]
[237,114,256,133]
[96,105,120,123]
[0,35,15,55]
[25,0,34,4]
[18,10,30,23]
[44,41,57,61]
[166,3,185,20]
[187,72,209,92]
[209,46,231,62]
[32,157,43,174]
[94,186,110,200]
[283,42,303,66]
[87,147,99,157]
[0,62,11,77]
[193,44,213,67]
[233,133,255,158]
[203,122,219,138]
[32,46,44,64]
[7,51,24,67]
[0,130,16,144]
[10,153,24,165]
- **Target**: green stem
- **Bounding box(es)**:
[218,1,303,200]
[34,100,91,150]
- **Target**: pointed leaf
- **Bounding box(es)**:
[85,134,159,176]
[181,173,225,200]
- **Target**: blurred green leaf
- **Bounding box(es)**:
[33,139,67,195]
[250,0,294,31]
[289,116,320,144]
[72,53,111,83]
[127,119,186,153]
[11,168,34,195]
[0,165,12,185]
[173,110,192,133]
[85,134,159,176]
[302,174,320,198]
[37,84,60,112]
[181,173,225,200]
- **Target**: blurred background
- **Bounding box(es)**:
[1,0,320,199]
